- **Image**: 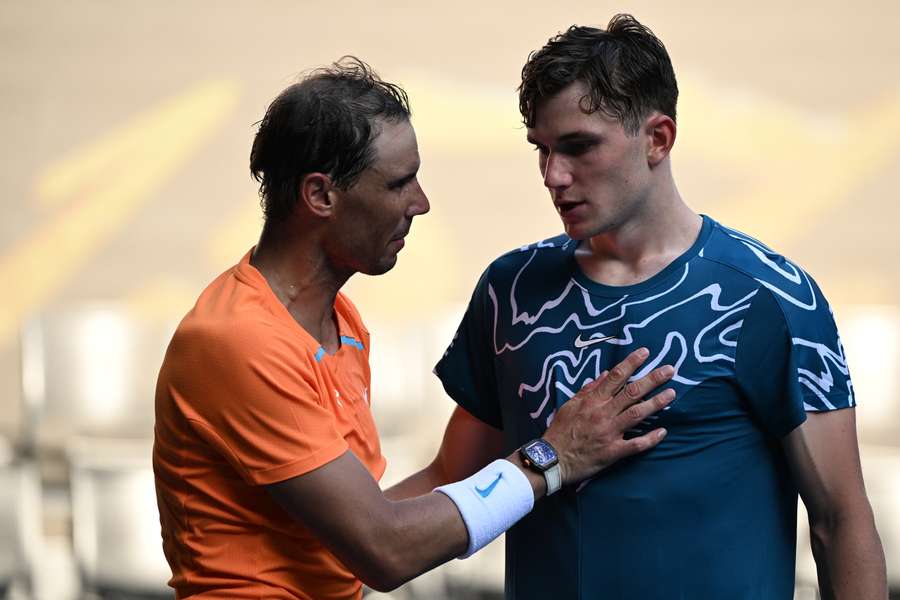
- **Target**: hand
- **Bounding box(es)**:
[542,347,675,486]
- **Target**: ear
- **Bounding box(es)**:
[298,172,335,218]
[644,113,676,167]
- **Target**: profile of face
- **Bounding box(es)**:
[526,81,656,240]
[329,119,430,275]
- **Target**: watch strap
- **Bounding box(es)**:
[544,463,562,496]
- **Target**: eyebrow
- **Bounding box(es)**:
[526,130,602,146]
[558,131,602,143]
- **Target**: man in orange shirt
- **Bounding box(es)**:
[153,57,676,599]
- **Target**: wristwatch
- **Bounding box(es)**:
[519,439,562,496]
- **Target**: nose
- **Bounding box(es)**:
[542,152,572,190]
[407,181,430,217]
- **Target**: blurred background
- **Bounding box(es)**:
[1,0,899,598]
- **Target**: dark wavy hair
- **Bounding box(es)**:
[250,57,411,223]
[518,14,677,135]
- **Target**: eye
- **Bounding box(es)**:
[559,141,595,156]
[388,175,416,191]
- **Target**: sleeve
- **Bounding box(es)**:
[433,268,503,430]
[169,322,348,486]
[735,282,855,439]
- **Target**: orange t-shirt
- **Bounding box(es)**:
[153,250,386,599]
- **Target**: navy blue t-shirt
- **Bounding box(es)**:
[434,215,854,599]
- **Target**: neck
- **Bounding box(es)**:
[250,222,352,347]
[577,174,701,286]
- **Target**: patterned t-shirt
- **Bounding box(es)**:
[435,215,853,599]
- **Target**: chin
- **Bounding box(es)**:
[364,255,399,276]
[564,218,618,241]
[563,222,592,241]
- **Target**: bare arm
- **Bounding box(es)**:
[385,404,506,501]
[267,348,675,591]
[783,409,887,600]
[268,450,470,591]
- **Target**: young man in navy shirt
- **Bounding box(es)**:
[429,14,886,599]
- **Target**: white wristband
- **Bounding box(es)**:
[434,459,535,559]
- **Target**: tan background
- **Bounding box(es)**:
[1,0,899,596]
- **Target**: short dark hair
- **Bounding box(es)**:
[518,14,677,135]
[250,57,411,223]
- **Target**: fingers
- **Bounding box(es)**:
[617,427,668,457]
[611,364,675,413]
[615,388,676,430]
[578,370,609,395]
[594,348,650,397]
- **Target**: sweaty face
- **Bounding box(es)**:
[527,81,652,240]
[330,119,429,275]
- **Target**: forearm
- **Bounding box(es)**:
[384,460,448,501]
[368,492,469,588]
[372,453,542,589]
[809,508,887,600]
[386,451,546,501]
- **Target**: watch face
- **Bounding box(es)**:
[524,439,558,469]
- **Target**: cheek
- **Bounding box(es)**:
[368,210,397,243]
[591,155,635,188]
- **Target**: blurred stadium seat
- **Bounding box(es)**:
[17,305,176,598]
[67,439,170,598]
[0,436,41,599]
[19,304,174,461]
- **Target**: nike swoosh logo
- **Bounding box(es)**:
[475,473,503,498]
[573,334,615,349]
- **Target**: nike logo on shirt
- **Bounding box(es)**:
[476,473,503,498]
[573,334,614,349]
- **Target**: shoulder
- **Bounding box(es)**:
[176,321,312,400]
[699,219,797,282]
[170,281,314,378]
[700,218,828,316]
[701,220,841,371]
[482,233,574,285]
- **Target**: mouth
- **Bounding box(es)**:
[390,229,409,243]
[555,201,586,223]
[389,228,410,250]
